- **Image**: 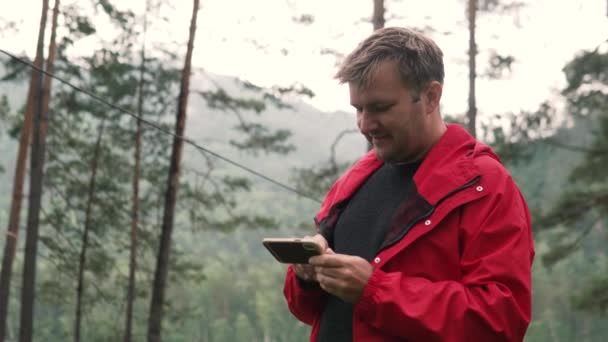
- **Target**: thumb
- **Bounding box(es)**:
[325,248,335,255]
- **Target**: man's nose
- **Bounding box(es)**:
[358,111,378,134]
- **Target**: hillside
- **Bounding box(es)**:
[0,68,598,230]
[0,70,366,233]
[2,70,608,341]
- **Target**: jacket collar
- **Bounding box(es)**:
[315,124,499,222]
[414,123,498,204]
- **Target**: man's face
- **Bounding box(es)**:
[350,61,430,163]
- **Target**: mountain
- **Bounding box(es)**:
[181,73,366,228]
[184,73,364,177]
[0,70,366,231]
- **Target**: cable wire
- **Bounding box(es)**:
[0,48,322,204]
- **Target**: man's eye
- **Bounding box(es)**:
[370,104,390,112]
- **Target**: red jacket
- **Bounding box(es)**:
[284,124,534,342]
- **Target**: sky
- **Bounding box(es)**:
[1,0,607,119]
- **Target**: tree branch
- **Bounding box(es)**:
[541,137,608,154]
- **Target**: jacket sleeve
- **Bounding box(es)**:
[283,265,327,325]
[283,169,343,326]
[353,175,534,342]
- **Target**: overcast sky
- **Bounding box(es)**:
[1,0,607,118]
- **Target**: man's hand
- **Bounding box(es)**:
[292,263,317,282]
[292,234,328,282]
[309,249,373,303]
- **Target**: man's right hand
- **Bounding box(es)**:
[292,234,328,282]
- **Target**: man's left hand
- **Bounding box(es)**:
[309,249,373,303]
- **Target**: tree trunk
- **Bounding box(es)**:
[0,4,51,341]
[74,119,106,342]
[0,52,38,342]
[372,0,385,31]
[0,62,38,341]
[124,3,148,341]
[467,0,478,138]
[147,0,199,341]
[368,0,385,151]
[18,0,53,340]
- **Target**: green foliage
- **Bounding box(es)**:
[59,4,100,47]
[67,15,96,36]
[199,88,268,114]
[291,128,358,199]
[482,102,556,165]
[563,41,608,94]
[0,94,9,185]
[221,175,251,191]
[479,0,526,13]
[536,185,608,229]
[95,0,134,27]
[525,232,608,341]
[291,161,350,199]
[292,14,315,25]
[230,123,295,155]
[485,52,515,79]
[568,116,608,185]
[529,42,608,315]
[237,79,315,106]
[273,82,316,99]
[0,0,316,339]
[0,18,17,36]
[4,2,607,341]
[537,216,596,268]
[0,94,7,130]
[0,56,29,81]
[572,272,608,314]
[196,79,312,156]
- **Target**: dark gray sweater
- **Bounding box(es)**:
[318,161,420,342]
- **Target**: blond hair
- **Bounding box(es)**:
[335,27,444,96]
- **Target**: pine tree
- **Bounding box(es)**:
[535,41,608,313]
[466,0,478,137]
[124,0,148,337]
[18,0,52,340]
[0,0,49,337]
[147,1,200,340]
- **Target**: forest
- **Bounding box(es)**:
[0,0,607,341]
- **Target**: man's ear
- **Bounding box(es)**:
[423,81,443,114]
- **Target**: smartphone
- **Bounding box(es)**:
[262,238,323,264]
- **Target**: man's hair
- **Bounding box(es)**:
[335,27,444,95]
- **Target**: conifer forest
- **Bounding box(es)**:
[0,0,607,341]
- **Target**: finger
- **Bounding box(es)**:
[316,273,345,297]
[314,264,346,278]
[303,264,316,276]
[292,264,304,277]
[299,270,315,281]
[302,234,327,253]
[309,253,348,267]
[316,273,332,289]
[293,264,312,280]
[317,278,332,293]
[311,234,328,251]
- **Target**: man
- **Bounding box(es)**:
[283,27,534,342]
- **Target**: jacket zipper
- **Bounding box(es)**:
[377,175,482,253]
[435,175,482,207]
